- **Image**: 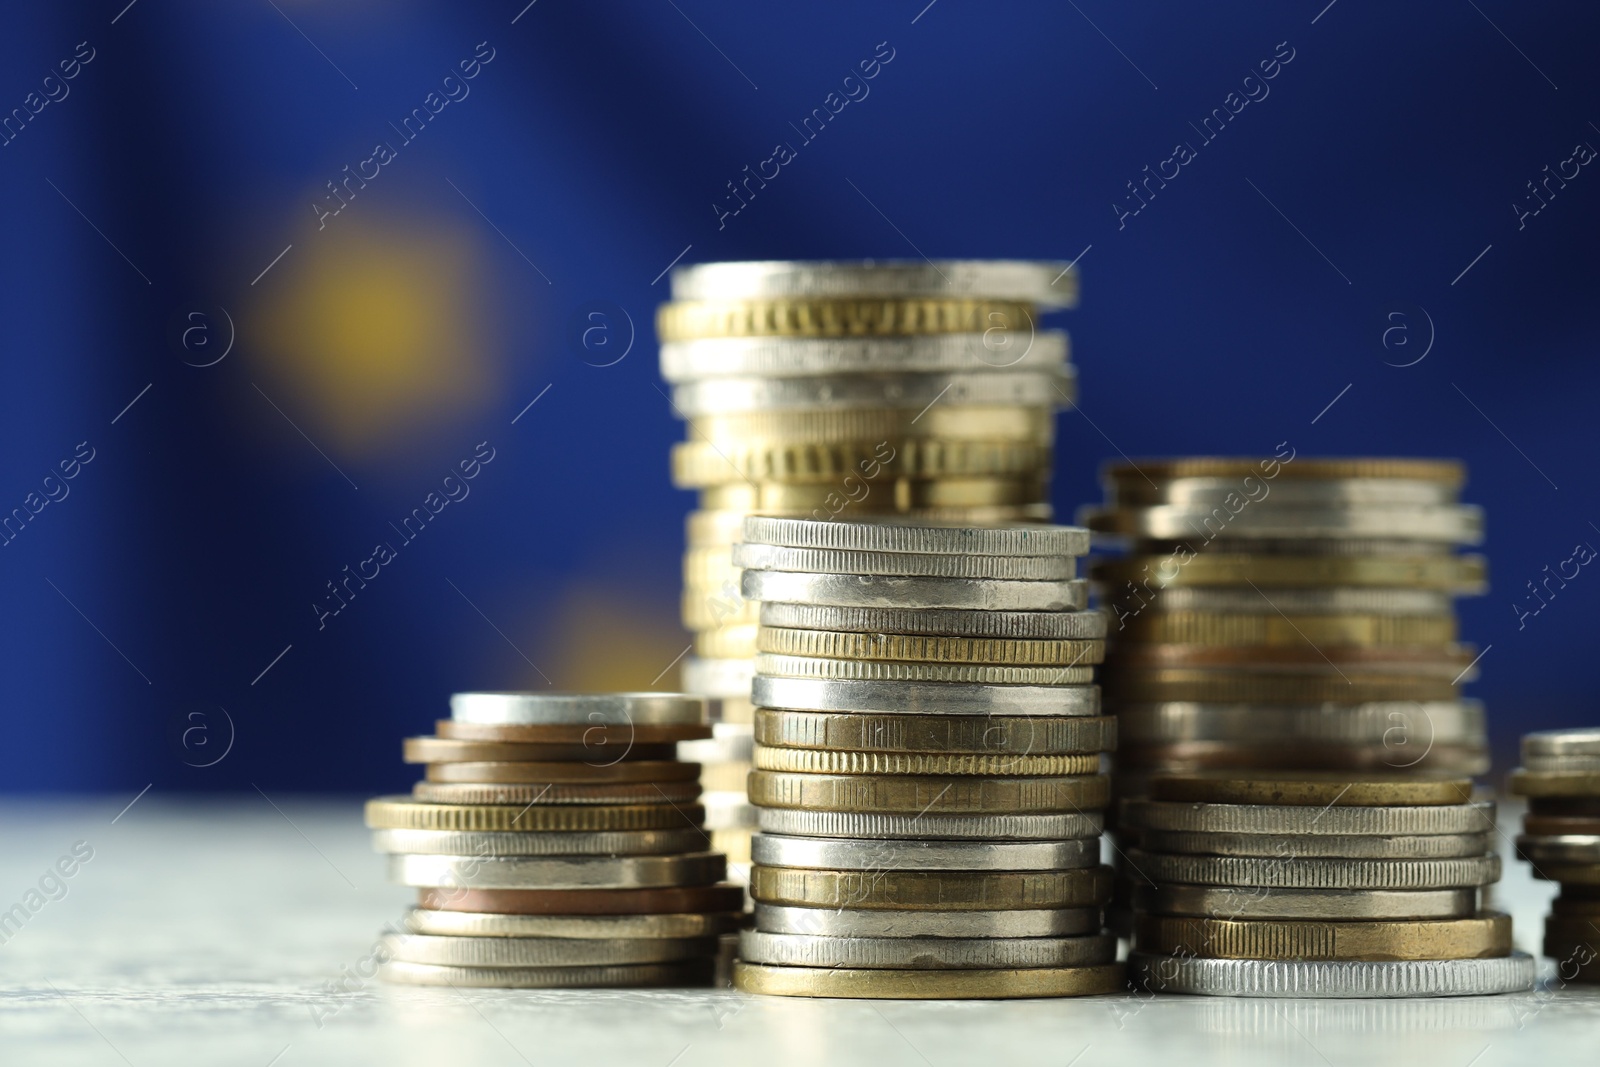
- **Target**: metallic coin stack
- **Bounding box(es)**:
[1124,772,1534,997]
[724,516,1122,999]
[662,260,1080,884]
[1510,728,1600,982]
[363,692,744,988]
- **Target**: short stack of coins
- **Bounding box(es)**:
[1510,728,1600,982]
[1124,772,1534,997]
[363,692,744,988]
[727,515,1122,999]
[661,260,1081,882]
[1080,457,1491,929]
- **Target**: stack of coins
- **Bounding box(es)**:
[1510,728,1600,982]
[727,516,1122,999]
[363,692,744,988]
[1124,772,1534,997]
[662,260,1080,882]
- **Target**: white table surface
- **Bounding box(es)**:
[1,797,1595,1067]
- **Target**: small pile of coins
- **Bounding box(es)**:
[1511,728,1600,982]
[364,692,743,987]
[1124,772,1534,997]
[661,260,1080,880]
[729,516,1122,999]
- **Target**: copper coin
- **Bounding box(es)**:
[422,885,747,915]
[1115,742,1489,775]
[424,760,701,784]
[404,737,680,763]
[412,781,702,804]
[437,720,712,744]
[1524,816,1600,837]
[1528,797,1600,818]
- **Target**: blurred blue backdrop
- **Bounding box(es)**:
[2,0,1595,793]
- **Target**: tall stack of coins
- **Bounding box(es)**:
[364,692,743,988]
[1510,728,1600,982]
[1125,772,1534,997]
[661,260,1080,882]
[1081,457,1491,929]
[727,516,1121,999]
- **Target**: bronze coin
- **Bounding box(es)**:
[436,719,711,744]
[404,737,680,763]
[1528,797,1600,818]
[412,781,702,804]
[422,885,746,915]
[424,760,700,784]
[1523,816,1600,837]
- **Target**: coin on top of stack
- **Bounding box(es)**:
[1124,771,1532,997]
[726,516,1122,999]
[364,692,744,988]
[1510,728,1600,983]
[663,260,1081,888]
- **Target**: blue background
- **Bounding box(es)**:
[2,0,1595,794]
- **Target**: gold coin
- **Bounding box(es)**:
[1102,458,1465,483]
[412,781,702,805]
[1110,612,1457,648]
[752,745,1099,777]
[672,438,1053,488]
[732,961,1125,999]
[688,406,1054,446]
[758,627,1104,667]
[714,695,755,726]
[657,298,1036,341]
[1104,670,1460,704]
[402,738,682,764]
[1104,646,1473,677]
[700,475,1047,512]
[1136,913,1512,961]
[1509,770,1600,797]
[747,771,1110,813]
[1092,554,1487,592]
[363,797,705,833]
[424,761,700,784]
[683,546,740,588]
[748,865,1112,909]
[699,760,753,792]
[752,709,1116,755]
[693,625,759,660]
[1148,772,1474,807]
[754,653,1094,687]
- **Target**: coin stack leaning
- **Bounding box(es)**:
[725,516,1122,999]
[363,692,744,988]
[662,260,1080,884]
[1124,772,1534,997]
[1081,457,1491,930]
[1510,728,1600,983]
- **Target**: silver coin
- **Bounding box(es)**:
[739,930,1116,970]
[1133,885,1481,921]
[371,828,709,857]
[678,723,755,764]
[759,601,1106,640]
[382,933,716,968]
[1115,701,1485,746]
[1108,586,1455,616]
[1523,727,1600,759]
[742,516,1089,557]
[1127,850,1500,890]
[378,960,709,988]
[386,851,725,890]
[1129,952,1534,998]
[671,371,1072,417]
[1139,830,1492,860]
[680,656,753,699]
[1083,504,1484,544]
[1120,800,1496,837]
[449,692,709,726]
[1515,835,1600,865]
[757,807,1102,841]
[1109,476,1459,509]
[1521,754,1600,773]
[659,332,1071,381]
[752,903,1101,938]
[733,542,1077,581]
[702,790,759,830]
[668,259,1080,308]
[750,834,1097,871]
[751,676,1101,717]
[404,909,742,939]
[742,570,1088,612]
[754,653,1095,687]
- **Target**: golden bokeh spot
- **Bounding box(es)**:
[537,582,687,692]
[249,213,500,458]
